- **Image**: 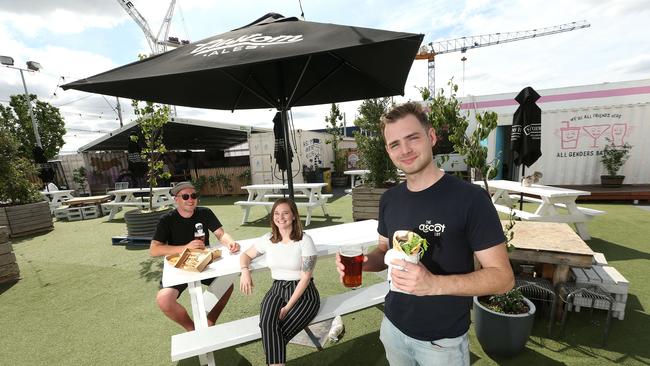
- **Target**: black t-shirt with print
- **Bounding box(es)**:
[153,207,221,246]
[378,173,505,341]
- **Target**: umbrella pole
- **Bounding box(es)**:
[281,109,295,199]
[520,165,525,210]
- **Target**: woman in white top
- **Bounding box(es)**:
[240,198,320,366]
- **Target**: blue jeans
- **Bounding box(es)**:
[379,317,469,366]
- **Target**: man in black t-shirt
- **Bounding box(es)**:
[150,182,241,331]
[336,102,514,365]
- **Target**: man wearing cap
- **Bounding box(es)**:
[150,181,241,331]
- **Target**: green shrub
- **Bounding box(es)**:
[0,129,42,205]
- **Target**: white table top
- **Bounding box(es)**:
[241,183,327,190]
[344,170,370,176]
[162,219,379,287]
[478,180,591,197]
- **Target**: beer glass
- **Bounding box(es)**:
[340,246,363,289]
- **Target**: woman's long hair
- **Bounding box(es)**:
[270,198,303,243]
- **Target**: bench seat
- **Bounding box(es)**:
[507,195,605,216]
[102,202,150,207]
[263,193,333,200]
[171,281,389,362]
[493,204,541,220]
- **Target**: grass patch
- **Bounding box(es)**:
[1,195,649,365]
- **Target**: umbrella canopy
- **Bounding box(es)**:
[63,13,423,197]
[511,86,542,168]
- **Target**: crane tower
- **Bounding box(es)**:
[117,0,189,54]
[416,20,591,94]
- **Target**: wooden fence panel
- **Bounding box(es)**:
[191,166,250,196]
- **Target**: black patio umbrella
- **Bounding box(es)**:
[510,86,542,209]
[63,13,423,198]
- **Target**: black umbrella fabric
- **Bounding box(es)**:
[272,112,293,172]
[511,86,542,208]
[63,13,423,197]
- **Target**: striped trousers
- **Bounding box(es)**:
[259,279,320,364]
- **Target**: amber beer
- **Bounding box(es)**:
[340,246,363,289]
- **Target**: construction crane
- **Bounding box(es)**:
[416,20,591,94]
[116,0,189,54]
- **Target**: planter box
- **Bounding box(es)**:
[0,226,20,283]
[0,201,53,238]
[473,296,536,357]
[352,185,389,221]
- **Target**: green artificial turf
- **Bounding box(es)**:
[1,195,649,365]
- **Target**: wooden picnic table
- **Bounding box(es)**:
[505,221,595,284]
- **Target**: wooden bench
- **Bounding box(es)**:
[171,281,389,364]
[234,199,329,226]
[507,195,605,217]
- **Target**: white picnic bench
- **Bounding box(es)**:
[162,219,383,366]
[476,180,605,240]
[235,183,332,226]
[103,187,174,221]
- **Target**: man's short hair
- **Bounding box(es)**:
[380,101,430,135]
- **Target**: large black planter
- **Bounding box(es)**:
[473,296,536,357]
[124,207,173,238]
[600,175,625,188]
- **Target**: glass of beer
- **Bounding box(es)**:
[340,246,363,289]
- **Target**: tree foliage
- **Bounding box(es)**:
[353,98,398,187]
[0,94,66,160]
[0,128,42,204]
[131,100,171,211]
[422,80,498,190]
[324,103,346,176]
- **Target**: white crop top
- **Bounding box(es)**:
[254,232,317,280]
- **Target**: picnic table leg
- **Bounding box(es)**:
[305,207,312,227]
[573,222,591,240]
[320,202,329,216]
[241,207,250,225]
[204,274,237,311]
[188,281,216,366]
[108,207,119,221]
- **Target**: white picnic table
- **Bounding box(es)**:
[104,187,174,221]
[343,169,370,194]
[163,219,382,366]
[39,189,74,213]
[235,183,330,226]
[476,180,605,240]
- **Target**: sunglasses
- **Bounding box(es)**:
[177,193,198,200]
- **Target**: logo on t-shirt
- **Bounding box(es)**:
[418,220,445,236]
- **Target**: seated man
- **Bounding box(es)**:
[150,182,240,331]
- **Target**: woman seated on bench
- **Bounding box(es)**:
[239,198,320,366]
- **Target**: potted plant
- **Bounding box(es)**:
[0,129,53,237]
[351,98,397,220]
[600,138,632,188]
[324,103,349,187]
[72,166,89,196]
[422,80,499,191]
[473,288,536,357]
[123,100,173,238]
[302,163,323,183]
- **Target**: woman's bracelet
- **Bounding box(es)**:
[240,266,250,271]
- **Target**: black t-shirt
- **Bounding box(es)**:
[153,207,222,246]
[378,174,505,341]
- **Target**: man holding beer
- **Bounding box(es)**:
[336,102,514,365]
[150,181,240,331]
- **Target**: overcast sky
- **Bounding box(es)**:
[1,0,649,153]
